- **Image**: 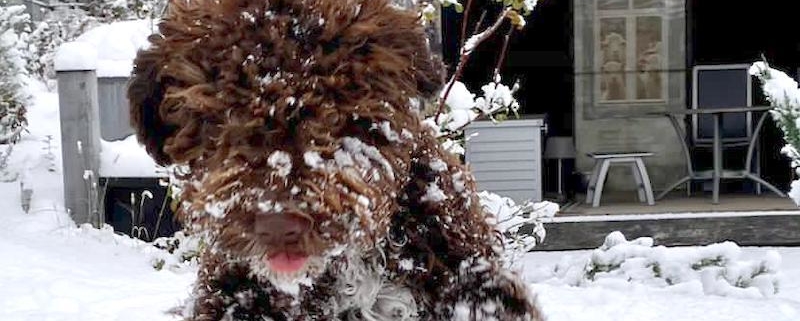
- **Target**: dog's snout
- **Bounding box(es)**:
[255,213,310,245]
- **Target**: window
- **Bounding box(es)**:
[595,0,667,103]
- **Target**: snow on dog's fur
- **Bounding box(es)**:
[128,0,543,319]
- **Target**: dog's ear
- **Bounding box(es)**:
[127,35,175,166]
[380,4,446,99]
[411,39,446,99]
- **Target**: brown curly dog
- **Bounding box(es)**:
[128,0,543,320]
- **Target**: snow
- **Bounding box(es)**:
[267,150,292,177]
[4,57,800,321]
[371,121,401,142]
[437,81,479,132]
[0,82,193,321]
[420,182,447,202]
[100,135,163,177]
[481,191,557,268]
[56,20,154,77]
[0,224,195,321]
[521,246,800,321]
[303,150,324,169]
[54,41,98,71]
[750,62,800,205]
[341,137,395,180]
[429,158,447,172]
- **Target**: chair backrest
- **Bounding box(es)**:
[691,64,753,144]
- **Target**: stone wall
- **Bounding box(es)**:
[573,0,687,192]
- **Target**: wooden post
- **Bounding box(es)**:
[55,42,102,226]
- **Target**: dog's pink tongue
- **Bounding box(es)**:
[267,252,308,273]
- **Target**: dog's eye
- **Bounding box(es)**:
[322,38,341,55]
[355,44,371,56]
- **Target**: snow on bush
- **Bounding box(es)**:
[85,0,167,23]
[0,4,31,180]
[750,62,800,205]
[65,223,198,272]
[481,191,557,269]
[428,76,521,144]
[26,7,97,82]
[151,231,204,271]
[528,231,781,298]
[24,2,159,82]
[419,0,551,260]
[0,4,30,143]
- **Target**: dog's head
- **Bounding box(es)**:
[129,0,444,290]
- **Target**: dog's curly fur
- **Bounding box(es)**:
[128,0,543,320]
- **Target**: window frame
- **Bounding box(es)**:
[594,0,669,104]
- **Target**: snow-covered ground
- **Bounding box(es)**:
[520,246,800,321]
[0,81,194,321]
[2,79,799,321]
[2,18,800,319]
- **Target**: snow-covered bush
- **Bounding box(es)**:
[60,223,198,272]
[0,3,31,181]
[85,0,167,22]
[481,191,557,269]
[0,4,30,145]
[424,0,552,261]
[750,62,800,205]
[529,231,781,298]
[24,1,161,83]
[26,7,97,82]
[151,231,204,271]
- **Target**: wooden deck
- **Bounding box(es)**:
[533,193,800,251]
[559,192,797,215]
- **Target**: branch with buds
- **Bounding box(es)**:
[413,0,533,153]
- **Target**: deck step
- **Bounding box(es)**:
[530,212,800,251]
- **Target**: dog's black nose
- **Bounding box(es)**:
[255,214,310,245]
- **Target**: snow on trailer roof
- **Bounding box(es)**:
[55,19,156,77]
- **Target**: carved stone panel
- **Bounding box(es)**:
[635,16,663,100]
[599,18,627,101]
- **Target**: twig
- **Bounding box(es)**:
[472,10,488,35]
[493,26,515,78]
[458,0,475,49]
[436,8,513,119]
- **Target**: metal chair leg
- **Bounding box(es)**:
[591,160,612,207]
[657,176,691,200]
[586,160,602,204]
[631,163,645,203]
[635,158,655,205]
[743,172,787,198]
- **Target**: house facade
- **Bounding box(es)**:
[445,0,796,196]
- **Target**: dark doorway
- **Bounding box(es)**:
[102,177,181,241]
[689,0,798,191]
[441,0,574,136]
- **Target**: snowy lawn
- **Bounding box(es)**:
[1,78,799,321]
[521,247,800,321]
[0,82,194,321]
